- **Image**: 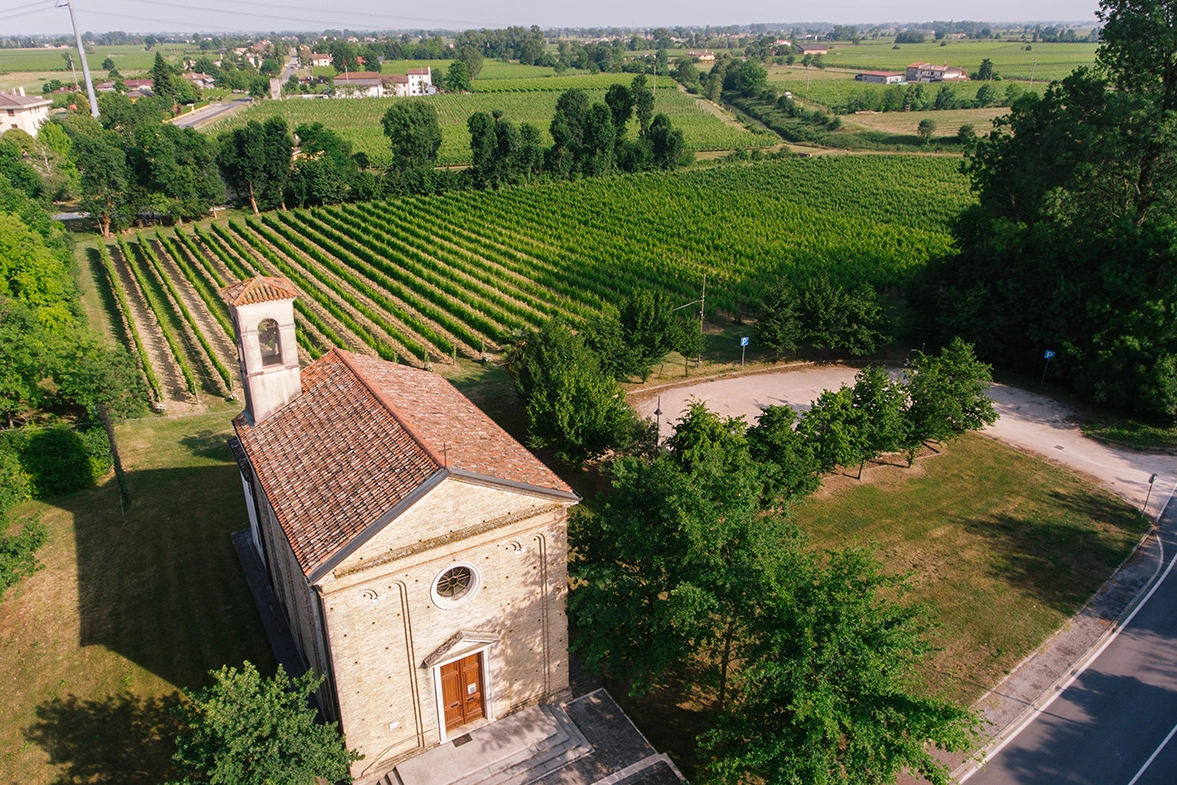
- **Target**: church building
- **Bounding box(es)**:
[223,277,581,782]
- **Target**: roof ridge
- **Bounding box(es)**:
[335,349,445,469]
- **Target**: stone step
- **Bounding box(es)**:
[395,704,590,785]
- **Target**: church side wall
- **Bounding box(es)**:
[256,490,331,704]
[318,479,572,781]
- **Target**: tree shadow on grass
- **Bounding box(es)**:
[24,692,183,785]
[178,429,235,461]
[961,487,1147,614]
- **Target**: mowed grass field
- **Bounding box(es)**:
[0,409,275,785]
[209,78,774,166]
[841,107,1012,139]
[792,432,1146,706]
[819,38,1099,82]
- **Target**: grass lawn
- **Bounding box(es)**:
[614,432,1146,776]
[841,106,1011,139]
[0,407,274,785]
[792,433,1146,705]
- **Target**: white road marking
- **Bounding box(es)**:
[1126,720,1177,785]
[961,491,1177,782]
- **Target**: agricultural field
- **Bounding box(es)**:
[766,65,1044,111]
[208,77,775,166]
[0,43,193,74]
[818,39,1098,82]
[97,156,971,404]
[840,106,1010,139]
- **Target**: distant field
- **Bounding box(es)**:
[377,59,559,80]
[0,43,194,74]
[209,78,773,166]
[767,65,1045,110]
[819,39,1098,82]
[840,107,1010,138]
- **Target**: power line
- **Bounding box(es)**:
[0,2,59,23]
[125,0,501,29]
[171,0,501,28]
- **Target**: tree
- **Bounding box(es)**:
[569,402,784,705]
[758,276,888,357]
[604,83,634,137]
[648,113,687,169]
[917,117,937,143]
[445,60,471,92]
[746,405,820,500]
[920,0,1177,421]
[546,88,591,176]
[905,338,997,446]
[851,364,909,473]
[797,386,868,474]
[506,319,637,464]
[702,546,979,785]
[977,57,995,80]
[455,44,483,79]
[150,52,177,107]
[217,118,291,214]
[129,124,223,222]
[381,102,442,171]
[631,74,654,136]
[619,290,677,379]
[169,661,360,785]
[101,56,115,71]
[287,122,356,207]
[74,130,129,237]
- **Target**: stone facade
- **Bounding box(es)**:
[225,278,578,783]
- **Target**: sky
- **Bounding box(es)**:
[1,0,1102,37]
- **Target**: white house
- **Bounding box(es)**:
[310,52,332,67]
[906,62,968,82]
[406,66,433,95]
[0,89,53,136]
[856,70,906,84]
[332,71,383,98]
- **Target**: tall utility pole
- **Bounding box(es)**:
[62,0,99,117]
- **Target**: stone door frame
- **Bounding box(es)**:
[430,644,496,743]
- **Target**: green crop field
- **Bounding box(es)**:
[0,43,193,74]
[121,156,971,375]
[819,39,1098,82]
[767,65,1045,111]
[208,79,773,166]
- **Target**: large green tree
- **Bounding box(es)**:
[217,118,292,214]
[74,130,130,237]
[382,102,442,172]
[169,662,360,785]
[507,319,638,463]
[921,0,1177,421]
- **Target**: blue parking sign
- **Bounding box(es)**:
[740,337,749,347]
[1044,350,1055,360]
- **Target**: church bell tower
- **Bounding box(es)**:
[221,276,302,424]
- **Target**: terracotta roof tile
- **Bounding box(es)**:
[235,349,574,578]
[221,276,300,306]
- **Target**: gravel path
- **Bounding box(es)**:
[629,364,1175,512]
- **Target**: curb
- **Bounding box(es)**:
[952,491,1175,782]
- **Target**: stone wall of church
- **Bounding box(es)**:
[317,478,572,781]
[256,488,330,702]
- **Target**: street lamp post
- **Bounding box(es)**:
[1142,472,1158,520]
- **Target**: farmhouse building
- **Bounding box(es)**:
[333,71,383,97]
[905,62,968,82]
[227,277,659,783]
[797,42,829,55]
[856,70,905,84]
[310,52,332,67]
[0,89,53,136]
[406,66,434,95]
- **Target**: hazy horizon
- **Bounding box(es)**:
[0,0,1102,38]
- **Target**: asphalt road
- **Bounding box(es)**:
[171,97,253,129]
[965,489,1177,785]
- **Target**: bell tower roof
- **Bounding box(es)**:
[221,276,300,307]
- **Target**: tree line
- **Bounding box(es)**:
[561,342,995,783]
[58,73,690,236]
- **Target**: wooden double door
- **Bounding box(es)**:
[440,653,485,732]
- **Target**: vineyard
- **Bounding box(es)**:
[208,77,775,166]
[99,156,973,405]
[766,66,1046,111]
